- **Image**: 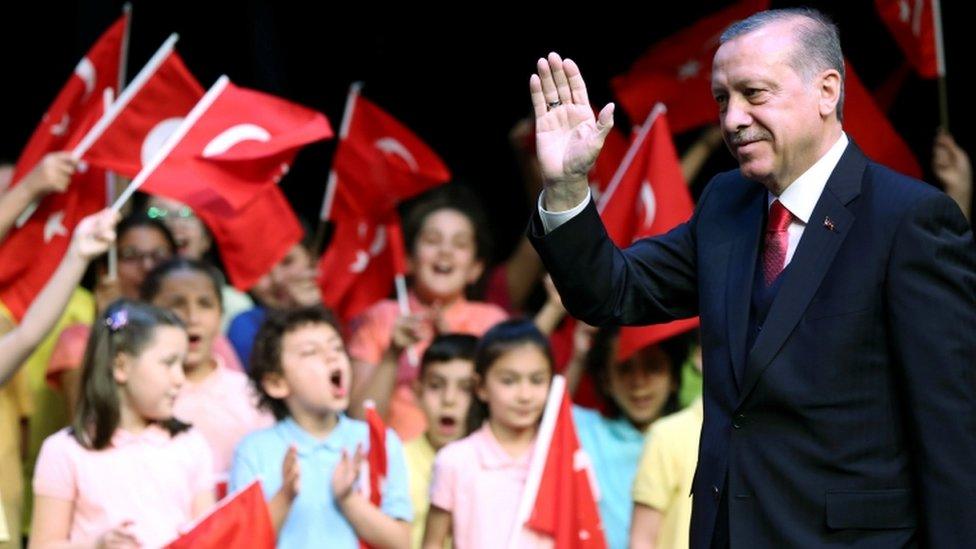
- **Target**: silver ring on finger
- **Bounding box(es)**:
[547,100,562,111]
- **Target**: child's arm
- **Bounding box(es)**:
[533,275,567,336]
[0,153,76,243]
[333,446,410,549]
[629,504,664,549]
[29,496,141,549]
[191,490,216,520]
[420,506,452,549]
[0,209,118,386]
[349,313,429,419]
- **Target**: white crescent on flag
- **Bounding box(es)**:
[50,114,71,137]
[74,57,96,97]
[202,123,271,158]
[369,226,387,256]
[44,211,69,243]
[350,250,370,273]
[348,225,388,273]
[141,117,184,167]
[374,137,419,172]
[639,181,657,229]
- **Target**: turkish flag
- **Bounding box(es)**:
[0,165,107,320]
[318,208,400,323]
[843,61,923,178]
[140,77,332,213]
[611,0,770,134]
[165,480,274,549]
[597,106,698,360]
[875,0,944,78]
[10,14,126,185]
[329,95,450,221]
[82,50,204,177]
[523,376,606,549]
[588,127,629,202]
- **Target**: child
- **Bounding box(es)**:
[423,319,553,549]
[230,306,412,548]
[30,300,215,547]
[405,333,478,549]
[570,327,689,549]
[349,187,507,440]
[141,258,272,485]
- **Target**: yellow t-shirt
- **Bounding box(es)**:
[632,397,703,549]
[404,434,436,549]
[0,493,8,543]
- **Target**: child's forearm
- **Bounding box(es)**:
[339,492,410,549]
[348,351,398,419]
[268,488,295,535]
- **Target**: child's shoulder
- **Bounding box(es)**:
[434,430,481,464]
[40,427,83,455]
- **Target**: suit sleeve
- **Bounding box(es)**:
[527,178,718,327]
[885,191,976,547]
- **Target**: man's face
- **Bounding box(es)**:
[711,20,828,191]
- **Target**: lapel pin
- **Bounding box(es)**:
[823,216,836,232]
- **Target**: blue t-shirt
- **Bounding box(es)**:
[230,415,413,548]
[573,405,647,549]
[227,306,266,369]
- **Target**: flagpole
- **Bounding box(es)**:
[932,0,949,130]
[313,82,362,256]
[111,75,230,212]
[70,33,179,161]
[596,103,666,214]
[107,6,130,279]
[119,3,132,91]
[98,88,120,279]
[506,375,566,549]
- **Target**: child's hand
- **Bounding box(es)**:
[391,314,433,353]
[23,152,77,197]
[96,519,141,548]
[573,321,598,357]
[332,444,365,504]
[281,444,301,502]
[542,274,566,313]
[70,209,120,261]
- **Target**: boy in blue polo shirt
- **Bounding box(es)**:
[230,307,411,548]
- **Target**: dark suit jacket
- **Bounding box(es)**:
[529,143,976,548]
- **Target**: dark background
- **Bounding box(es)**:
[2,1,972,266]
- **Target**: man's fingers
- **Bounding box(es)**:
[536,57,559,106]
[563,58,590,107]
[548,52,573,105]
[530,75,547,119]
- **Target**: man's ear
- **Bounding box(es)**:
[818,69,842,120]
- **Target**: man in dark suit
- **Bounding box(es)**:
[526,8,976,548]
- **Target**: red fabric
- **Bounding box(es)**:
[0,168,107,320]
[164,480,274,549]
[330,95,450,221]
[141,80,332,213]
[10,15,125,185]
[361,404,387,549]
[386,221,408,277]
[762,200,793,286]
[597,109,699,361]
[843,61,923,178]
[875,0,942,78]
[610,0,770,134]
[525,385,606,548]
[83,51,204,177]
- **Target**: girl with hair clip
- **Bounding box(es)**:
[30,300,215,548]
[422,319,554,549]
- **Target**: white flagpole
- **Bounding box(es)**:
[506,375,567,549]
[100,88,119,279]
[70,33,179,161]
[596,103,666,215]
[107,4,130,279]
[110,75,230,213]
[313,82,362,256]
[932,0,949,129]
[119,3,132,91]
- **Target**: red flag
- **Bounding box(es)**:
[843,61,923,178]
[588,127,629,201]
[386,221,408,277]
[597,106,699,360]
[139,76,332,213]
[328,94,451,221]
[82,49,205,177]
[875,0,944,78]
[9,15,126,185]
[364,403,387,507]
[0,166,107,319]
[197,184,303,291]
[522,376,605,549]
[611,0,770,134]
[165,480,274,549]
[318,209,399,322]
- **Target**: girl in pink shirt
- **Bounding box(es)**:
[348,187,507,441]
[141,258,273,487]
[31,300,216,548]
[423,319,554,549]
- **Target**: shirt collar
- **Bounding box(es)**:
[473,423,535,470]
[769,132,849,223]
[606,414,646,440]
[278,414,350,454]
[110,423,171,448]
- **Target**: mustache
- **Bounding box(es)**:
[728,129,772,146]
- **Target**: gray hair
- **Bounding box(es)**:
[721,8,845,122]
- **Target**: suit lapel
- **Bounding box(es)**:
[736,143,867,406]
[725,189,766,389]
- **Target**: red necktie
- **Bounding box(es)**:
[763,200,793,285]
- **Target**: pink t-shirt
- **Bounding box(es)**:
[347,294,507,440]
[33,426,213,547]
[47,326,244,389]
[429,424,552,549]
[172,360,273,479]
